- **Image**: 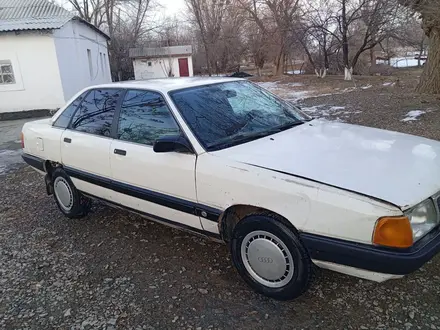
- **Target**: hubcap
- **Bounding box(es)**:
[54,177,73,212]
[241,230,294,288]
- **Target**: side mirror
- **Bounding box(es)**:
[153,135,193,153]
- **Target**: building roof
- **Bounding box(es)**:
[129,45,193,59]
[80,77,243,94]
[0,0,109,39]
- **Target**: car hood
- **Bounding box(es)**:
[212,120,440,209]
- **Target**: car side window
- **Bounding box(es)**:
[53,91,89,129]
[70,89,122,137]
[117,90,180,145]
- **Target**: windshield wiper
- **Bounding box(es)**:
[208,121,304,151]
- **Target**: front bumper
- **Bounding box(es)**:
[300,226,440,275]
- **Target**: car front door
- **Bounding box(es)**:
[109,89,203,230]
[60,88,123,200]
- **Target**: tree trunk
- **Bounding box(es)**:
[341,0,350,79]
[416,29,440,94]
[418,37,425,67]
[204,44,212,76]
[273,52,285,76]
[370,48,376,67]
[344,67,353,80]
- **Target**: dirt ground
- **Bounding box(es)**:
[1,69,440,330]
[253,68,440,141]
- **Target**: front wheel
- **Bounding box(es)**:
[230,213,314,300]
[52,168,91,219]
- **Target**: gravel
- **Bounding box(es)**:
[2,70,440,329]
[2,166,440,329]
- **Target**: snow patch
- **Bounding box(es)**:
[285,91,310,102]
[401,110,426,122]
[300,105,358,122]
[383,82,395,86]
[377,57,426,68]
[361,85,373,89]
[257,81,308,101]
[257,81,281,90]
[287,82,304,87]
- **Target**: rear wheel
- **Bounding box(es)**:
[52,168,91,219]
[230,213,313,300]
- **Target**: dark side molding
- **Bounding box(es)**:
[301,227,440,275]
[21,153,222,224]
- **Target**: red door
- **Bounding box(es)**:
[178,58,190,77]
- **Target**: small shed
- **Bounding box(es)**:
[0,0,111,115]
[129,45,193,80]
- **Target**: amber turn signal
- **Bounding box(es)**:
[373,216,413,248]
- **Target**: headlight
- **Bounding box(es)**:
[407,199,439,241]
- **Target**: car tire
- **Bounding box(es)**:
[52,168,91,219]
[230,212,314,300]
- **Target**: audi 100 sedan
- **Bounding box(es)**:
[21,78,440,300]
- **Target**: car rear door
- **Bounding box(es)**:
[60,88,123,200]
[109,89,203,230]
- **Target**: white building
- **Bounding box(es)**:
[0,0,111,115]
[129,45,194,80]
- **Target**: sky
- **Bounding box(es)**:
[159,0,186,16]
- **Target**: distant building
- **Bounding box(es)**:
[129,45,193,80]
[0,0,111,114]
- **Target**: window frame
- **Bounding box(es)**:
[114,88,194,152]
[0,60,15,85]
[65,88,125,139]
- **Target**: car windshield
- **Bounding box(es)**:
[170,81,311,151]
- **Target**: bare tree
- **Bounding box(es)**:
[400,0,440,93]
[68,0,106,27]
[237,0,300,76]
[185,0,229,76]
[215,6,247,73]
[246,20,269,76]
[300,0,340,77]
[320,0,401,80]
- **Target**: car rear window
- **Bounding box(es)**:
[53,91,89,129]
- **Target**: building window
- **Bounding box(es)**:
[0,60,15,84]
[87,49,93,80]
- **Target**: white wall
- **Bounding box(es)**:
[0,32,65,113]
[133,56,193,80]
[53,20,111,101]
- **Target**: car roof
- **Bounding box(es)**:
[89,77,245,93]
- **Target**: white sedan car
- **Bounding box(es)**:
[21,77,440,300]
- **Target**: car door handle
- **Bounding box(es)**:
[114,149,127,156]
[64,137,72,143]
